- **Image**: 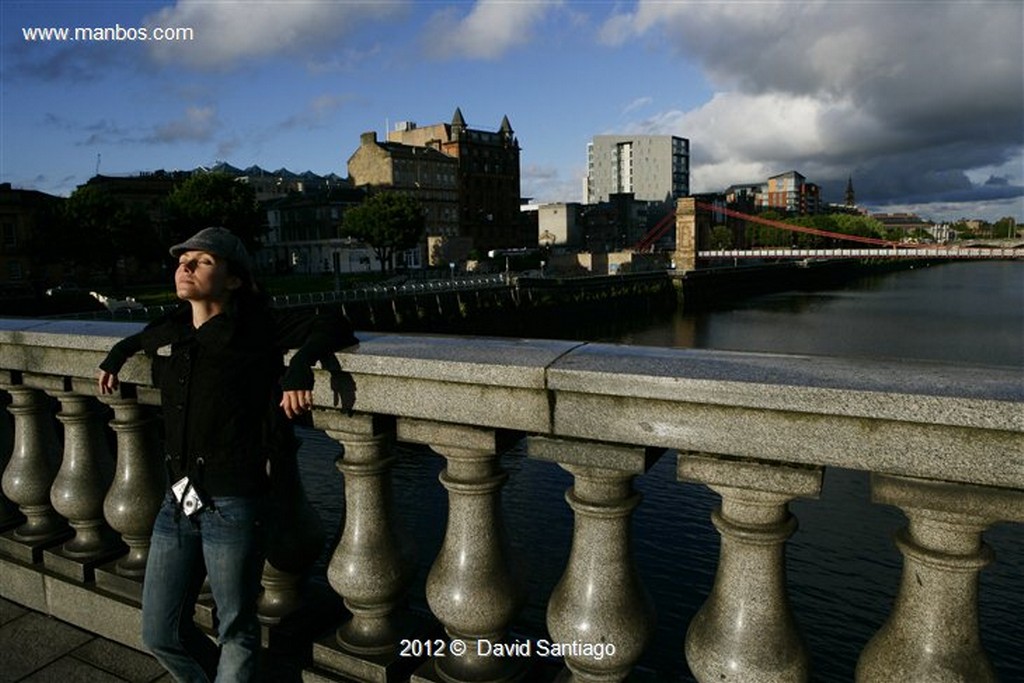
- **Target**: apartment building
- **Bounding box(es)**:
[761,171,821,214]
[724,183,763,214]
[723,172,823,216]
[348,130,460,238]
[585,135,690,204]
[261,186,371,275]
[387,108,527,253]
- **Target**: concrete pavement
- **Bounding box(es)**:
[0,597,169,682]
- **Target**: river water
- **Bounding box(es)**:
[298,260,1022,682]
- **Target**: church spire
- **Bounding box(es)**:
[452,107,466,129]
[451,107,466,141]
[845,176,855,207]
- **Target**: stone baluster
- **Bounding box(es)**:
[678,452,822,683]
[0,389,23,532]
[311,411,417,683]
[258,425,326,625]
[0,385,68,559]
[856,474,1024,683]
[528,437,662,683]
[400,418,524,683]
[46,388,123,580]
[99,392,164,580]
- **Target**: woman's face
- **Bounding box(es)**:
[175,250,240,303]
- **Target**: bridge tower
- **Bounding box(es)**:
[673,197,707,272]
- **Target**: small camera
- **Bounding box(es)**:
[171,476,205,517]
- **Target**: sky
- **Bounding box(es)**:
[2,0,1022,224]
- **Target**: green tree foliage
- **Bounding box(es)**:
[709,226,734,250]
[163,172,262,251]
[992,217,1018,239]
[342,192,426,273]
[743,212,887,248]
[743,209,788,247]
[950,220,977,239]
[55,185,159,287]
[831,214,886,240]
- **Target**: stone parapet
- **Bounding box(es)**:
[0,318,1020,682]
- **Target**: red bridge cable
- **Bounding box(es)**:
[631,202,923,251]
[695,202,905,248]
[634,210,676,251]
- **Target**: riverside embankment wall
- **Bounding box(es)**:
[340,260,941,335]
[339,271,677,336]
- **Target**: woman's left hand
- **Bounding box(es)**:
[280,389,313,419]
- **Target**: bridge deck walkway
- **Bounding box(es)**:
[0,597,168,682]
[0,597,312,683]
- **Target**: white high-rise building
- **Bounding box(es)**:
[585,135,689,204]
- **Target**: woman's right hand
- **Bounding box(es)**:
[98,370,119,395]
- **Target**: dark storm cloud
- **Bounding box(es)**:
[838,139,1024,204]
[602,1,1024,217]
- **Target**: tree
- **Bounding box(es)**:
[744,209,789,247]
[709,226,734,250]
[163,172,263,251]
[787,215,832,248]
[56,185,159,287]
[992,217,1018,239]
[342,192,426,273]
[831,214,886,241]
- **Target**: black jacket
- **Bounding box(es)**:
[100,301,357,497]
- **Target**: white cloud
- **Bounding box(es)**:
[146,105,218,144]
[144,1,405,69]
[278,94,353,131]
[596,11,637,47]
[622,97,653,117]
[423,0,562,60]
[306,44,384,75]
[522,162,584,204]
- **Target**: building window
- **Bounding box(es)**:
[1,223,16,248]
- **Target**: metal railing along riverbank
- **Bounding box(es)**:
[269,274,509,308]
[0,319,1020,682]
[48,274,510,322]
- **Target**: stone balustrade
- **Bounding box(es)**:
[0,318,1020,682]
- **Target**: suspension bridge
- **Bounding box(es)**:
[633,199,1023,267]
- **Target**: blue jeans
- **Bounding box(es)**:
[142,495,266,682]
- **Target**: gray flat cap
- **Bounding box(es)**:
[170,227,252,272]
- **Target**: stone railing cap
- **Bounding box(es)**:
[338,333,584,388]
[548,344,1023,431]
[549,344,1023,401]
